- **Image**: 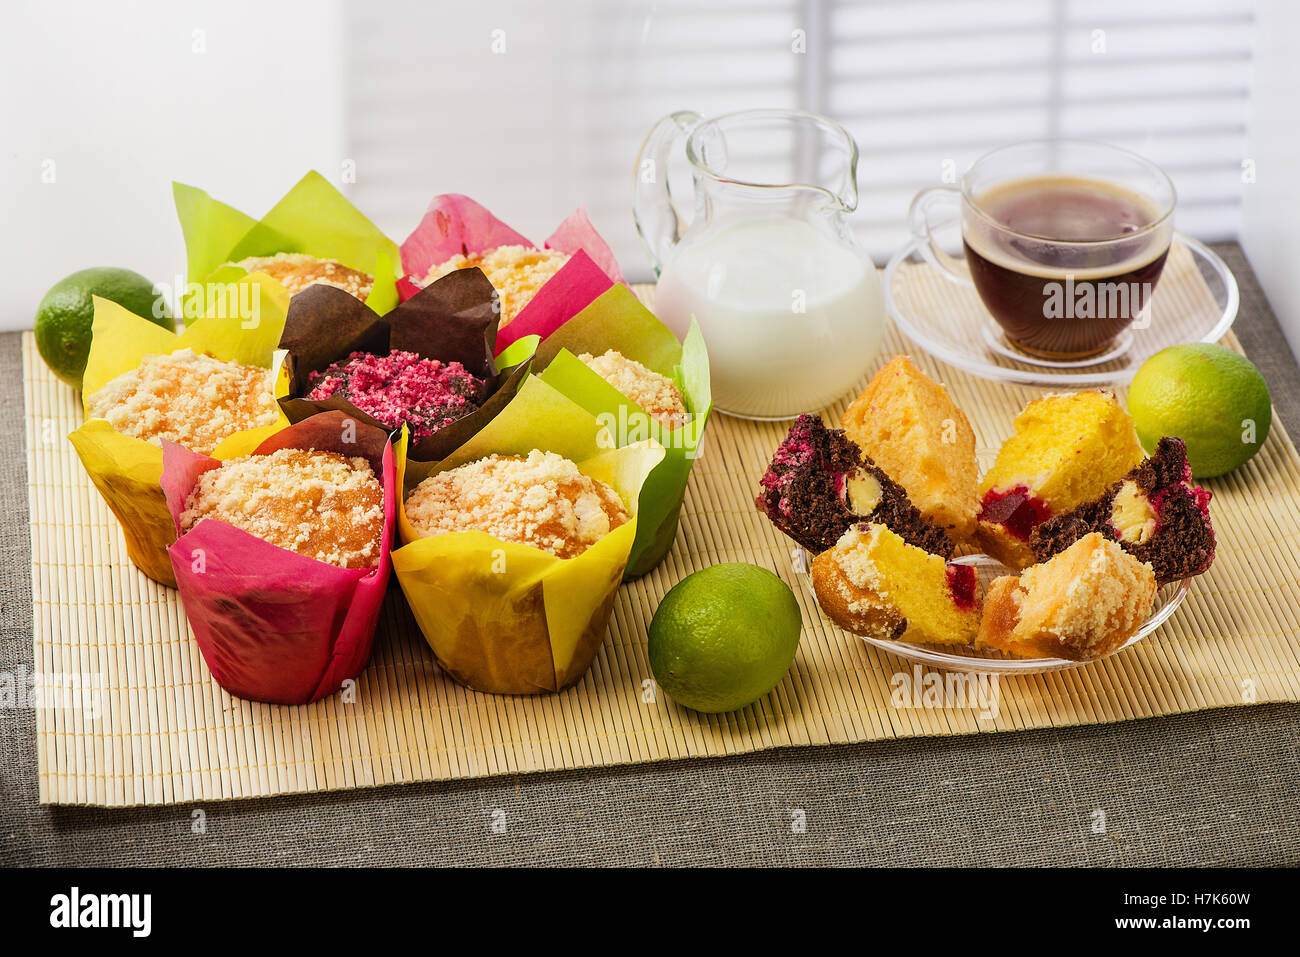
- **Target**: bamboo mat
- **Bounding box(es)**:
[24,271,1300,806]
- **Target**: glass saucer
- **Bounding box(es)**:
[883,231,1238,386]
[792,548,1189,675]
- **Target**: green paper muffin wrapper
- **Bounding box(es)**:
[532,284,712,577]
[277,269,533,464]
[67,277,291,586]
[174,170,401,315]
[391,376,664,694]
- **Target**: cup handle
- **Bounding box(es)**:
[633,110,702,278]
[909,185,972,287]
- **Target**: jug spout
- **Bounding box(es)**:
[633,110,702,277]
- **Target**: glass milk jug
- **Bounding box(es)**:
[634,109,885,420]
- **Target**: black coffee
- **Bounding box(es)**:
[963,176,1170,358]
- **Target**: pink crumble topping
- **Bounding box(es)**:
[307,349,485,442]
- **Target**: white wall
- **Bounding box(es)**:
[0,0,346,331]
[1241,0,1300,359]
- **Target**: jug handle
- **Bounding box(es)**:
[909,186,973,287]
[633,110,702,278]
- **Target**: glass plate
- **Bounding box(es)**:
[883,231,1238,386]
[793,548,1189,675]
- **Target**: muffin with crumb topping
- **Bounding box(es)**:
[578,349,688,429]
[976,532,1157,660]
[85,347,278,455]
[180,447,385,569]
[161,410,396,704]
[404,450,628,559]
[305,349,487,444]
[422,245,569,326]
[238,252,374,300]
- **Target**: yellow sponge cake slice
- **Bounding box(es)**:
[840,356,980,543]
[976,532,1157,660]
[975,390,1143,568]
[811,523,981,646]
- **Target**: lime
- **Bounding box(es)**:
[34,267,174,389]
[648,563,802,714]
[1128,343,1271,478]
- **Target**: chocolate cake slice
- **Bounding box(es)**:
[1029,436,1215,585]
[755,414,953,557]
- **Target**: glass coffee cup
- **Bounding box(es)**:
[911,140,1176,360]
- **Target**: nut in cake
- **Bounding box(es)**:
[756,414,953,557]
[1029,436,1215,585]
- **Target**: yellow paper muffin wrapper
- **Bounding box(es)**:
[67,278,291,586]
[173,170,402,316]
[391,376,664,694]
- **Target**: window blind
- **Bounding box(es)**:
[344,0,1254,280]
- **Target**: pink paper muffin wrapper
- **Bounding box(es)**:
[397,194,623,354]
[161,411,396,705]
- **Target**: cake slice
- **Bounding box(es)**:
[976,532,1157,661]
[840,356,980,542]
[811,523,981,645]
[756,414,953,557]
[975,390,1144,568]
[1029,436,1215,585]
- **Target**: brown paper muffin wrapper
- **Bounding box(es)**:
[391,377,664,694]
[67,280,290,587]
[277,269,533,465]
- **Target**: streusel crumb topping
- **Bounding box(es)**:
[180,448,384,569]
[239,252,374,299]
[422,245,569,327]
[404,450,628,559]
[86,347,278,455]
[578,349,688,428]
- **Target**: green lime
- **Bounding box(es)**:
[648,563,802,714]
[1127,343,1272,478]
[34,267,174,389]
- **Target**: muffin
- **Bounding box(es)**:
[1029,436,1216,585]
[85,347,278,455]
[975,390,1145,568]
[179,447,385,569]
[422,245,570,327]
[578,349,688,428]
[756,414,953,557]
[404,450,629,559]
[976,532,1157,660]
[238,252,374,299]
[306,349,487,443]
[811,523,981,646]
[840,356,980,542]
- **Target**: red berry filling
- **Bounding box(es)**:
[978,485,1052,541]
[945,564,978,611]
